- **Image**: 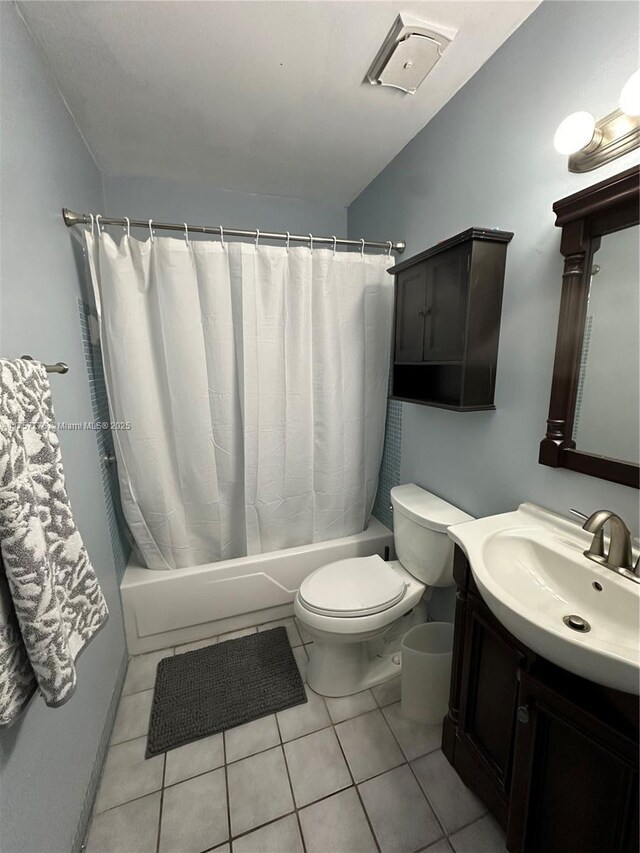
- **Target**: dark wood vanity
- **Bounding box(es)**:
[388,228,513,411]
[443,546,639,853]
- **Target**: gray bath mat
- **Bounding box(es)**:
[146,627,306,757]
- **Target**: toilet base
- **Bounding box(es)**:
[307,634,403,697]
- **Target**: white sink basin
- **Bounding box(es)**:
[448,503,640,695]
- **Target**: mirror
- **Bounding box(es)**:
[540,165,639,489]
[572,225,640,464]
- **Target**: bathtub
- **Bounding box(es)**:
[121,519,394,654]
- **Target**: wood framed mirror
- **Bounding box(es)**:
[539,165,639,489]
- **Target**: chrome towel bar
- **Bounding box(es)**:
[22,355,69,374]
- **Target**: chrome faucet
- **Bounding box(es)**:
[570,509,640,584]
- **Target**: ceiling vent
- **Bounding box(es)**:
[366,14,456,95]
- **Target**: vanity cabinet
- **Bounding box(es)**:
[388,228,513,410]
[443,546,639,853]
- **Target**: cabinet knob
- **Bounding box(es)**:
[517,706,530,724]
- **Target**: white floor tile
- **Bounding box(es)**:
[335,709,404,782]
[420,840,453,853]
[225,714,280,763]
[122,649,174,696]
[257,618,303,647]
[164,732,224,786]
[412,749,486,834]
[298,788,377,853]
[449,815,507,853]
[284,728,351,807]
[382,702,443,760]
[217,626,258,643]
[86,792,160,853]
[89,626,501,853]
[227,746,294,836]
[159,768,229,853]
[174,636,218,654]
[324,689,377,724]
[95,737,164,813]
[110,690,153,745]
[277,685,330,742]
[371,677,401,707]
[232,814,304,853]
[359,764,443,853]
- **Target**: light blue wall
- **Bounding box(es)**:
[0,9,348,850]
[349,1,640,528]
[102,175,347,239]
[0,6,126,853]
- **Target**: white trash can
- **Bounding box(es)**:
[400,622,454,724]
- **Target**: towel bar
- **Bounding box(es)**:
[21,355,69,374]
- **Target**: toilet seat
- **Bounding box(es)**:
[298,555,407,617]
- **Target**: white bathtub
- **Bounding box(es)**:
[121,519,394,654]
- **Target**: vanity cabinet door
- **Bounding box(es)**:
[508,674,639,853]
[456,594,530,815]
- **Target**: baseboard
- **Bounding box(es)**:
[72,651,129,853]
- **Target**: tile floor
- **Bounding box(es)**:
[85,617,507,853]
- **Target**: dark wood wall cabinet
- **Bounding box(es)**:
[444,546,639,853]
[388,228,513,411]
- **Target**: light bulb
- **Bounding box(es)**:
[619,70,640,116]
[553,111,596,155]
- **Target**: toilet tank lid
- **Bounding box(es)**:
[390,484,473,532]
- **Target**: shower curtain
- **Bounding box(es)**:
[86,233,393,570]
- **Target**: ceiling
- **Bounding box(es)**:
[19,1,540,205]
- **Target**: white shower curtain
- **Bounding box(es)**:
[86,233,393,570]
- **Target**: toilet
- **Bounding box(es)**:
[294,484,473,697]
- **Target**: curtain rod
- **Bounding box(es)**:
[62,208,406,254]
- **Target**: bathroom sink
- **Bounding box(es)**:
[448,503,640,695]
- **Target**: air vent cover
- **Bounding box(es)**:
[366,14,456,95]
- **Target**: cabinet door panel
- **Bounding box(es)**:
[423,245,469,362]
[394,265,427,362]
[459,596,526,789]
[508,675,639,853]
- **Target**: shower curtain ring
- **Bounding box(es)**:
[95,214,103,235]
[124,217,131,239]
[219,226,225,248]
[332,236,337,256]
[387,241,393,256]
[89,214,95,237]
[308,233,313,253]
[285,231,290,253]
[148,219,155,243]
[183,222,189,246]
[360,239,365,257]
[255,229,260,248]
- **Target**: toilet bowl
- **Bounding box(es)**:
[294,484,472,697]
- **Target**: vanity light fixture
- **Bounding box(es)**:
[619,69,640,117]
[554,70,640,171]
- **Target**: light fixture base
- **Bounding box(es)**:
[569,109,640,172]
[365,14,456,95]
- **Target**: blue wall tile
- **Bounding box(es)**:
[372,398,402,530]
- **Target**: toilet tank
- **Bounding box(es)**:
[390,484,473,587]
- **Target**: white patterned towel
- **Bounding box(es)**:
[0,359,108,726]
